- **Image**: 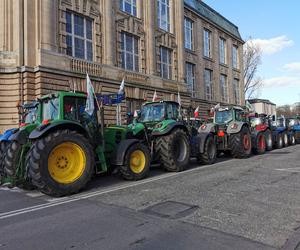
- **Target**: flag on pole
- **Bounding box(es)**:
[194,106,200,118]
[152,90,158,102]
[85,73,95,116]
[118,77,125,94]
[177,91,181,106]
[245,100,254,112]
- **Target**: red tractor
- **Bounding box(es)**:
[248,114,273,154]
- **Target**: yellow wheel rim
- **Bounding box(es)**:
[130,150,146,174]
[48,142,86,184]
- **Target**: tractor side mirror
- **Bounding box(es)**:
[272,115,276,122]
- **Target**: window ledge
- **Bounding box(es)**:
[203,56,214,63]
[185,49,197,55]
[118,10,141,20]
[233,68,241,73]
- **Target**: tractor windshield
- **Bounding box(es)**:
[249,117,263,127]
[23,107,38,124]
[288,119,299,126]
[42,98,59,121]
[139,103,165,122]
[215,110,233,124]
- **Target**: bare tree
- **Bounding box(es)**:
[243,39,263,99]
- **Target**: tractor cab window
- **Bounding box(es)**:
[277,119,285,127]
[42,98,59,121]
[250,117,263,127]
[64,97,86,122]
[215,110,232,124]
[166,103,179,120]
[23,107,38,124]
[289,119,299,126]
[139,103,165,122]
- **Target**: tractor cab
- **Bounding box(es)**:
[19,101,39,127]
[214,106,247,126]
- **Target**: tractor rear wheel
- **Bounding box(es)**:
[0,141,9,180]
[276,133,283,149]
[197,134,217,165]
[282,132,289,147]
[264,130,273,151]
[120,143,150,181]
[253,133,266,155]
[28,129,94,197]
[156,129,190,172]
[230,126,252,158]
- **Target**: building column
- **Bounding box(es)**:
[102,0,114,66]
[144,0,156,75]
[40,0,57,51]
[174,0,185,83]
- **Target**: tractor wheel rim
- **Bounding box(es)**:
[259,135,266,150]
[48,142,86,184]
[208,140,216,159]
[130,150,146,174]
[243,134,250,150]
[173,137,188,162]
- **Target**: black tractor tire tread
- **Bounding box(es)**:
[230,126,252,159]
[4,141,22,178]
[276,133,283,149]
[120,143,150,181]
[264,129,273,151]
[282,132,289,147]
[156,129,190,172]
[253,132,266,155]
[28,129,94,197]
[198,134,217,165]
[0,141,9,178]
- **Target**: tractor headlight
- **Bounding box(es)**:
[155,123,163,129]
[231,123,238,129]
[201,125,207,130]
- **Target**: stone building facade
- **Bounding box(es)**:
[0,0,244,132]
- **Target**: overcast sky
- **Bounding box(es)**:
[204,0,300,106]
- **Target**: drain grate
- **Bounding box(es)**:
[143,201,198,219]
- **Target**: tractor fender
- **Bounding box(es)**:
[29,121,87,140]
[226,122,248,134]
[0,128,18,142]
[9,129,30,145]
[198,123,215,134]
[151,122,188,136]
[110,139,140,166]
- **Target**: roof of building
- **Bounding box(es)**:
[184,0,243,42]
[248,98,276,106]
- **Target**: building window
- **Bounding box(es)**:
[121,32,139,72]
[120,0,137,16]
[66,11,93,61]
[232,45,239,69]
[184,18,193,50]
[185,63,195,97]
[160,46,172,79]
[203,29,212,58]
[204,69,213,101]
[157,0,170,32]
[220,74,228,103]
[233,79,240,104]
[219,38,226,64]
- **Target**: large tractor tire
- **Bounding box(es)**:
[230,126,252,159]
[197,134,217,165]
[264,130,273,151]
[275,133,283,149]
[4,141,22,181]
[120,143,150,181]
[253,132,266,155]
[156,129,190,172]
[0,141,9,180]
[28,129,94,197]
[282,132,289,147]
[289,133,296,146]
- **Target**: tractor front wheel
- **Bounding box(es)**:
[120,143,150,181]
[253,132,266,155]
[0,141,9,180]
[230,126,252,158]
[156,129,190,172]
[28,129,94,197]
[289,133,296,145]
[282,132,289,147]
[197,134,217,165]
[264,130,273,151]
[276,133,283,149]
[4,141,22,183]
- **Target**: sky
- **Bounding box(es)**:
[203,0,300,106]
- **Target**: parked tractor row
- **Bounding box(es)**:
[0,91,299,197]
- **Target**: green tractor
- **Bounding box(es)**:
[26,91,150,196]
[1,101,40,186]
[199,106,252,158]
[127,101,217,171]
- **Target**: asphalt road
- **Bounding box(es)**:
[1,145,300,250]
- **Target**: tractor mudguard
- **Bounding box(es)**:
[29,121,87,140]
[9,129,30,145]
[151,122,188,136]
[198,123,215,134]
[226,122,247,134]
[110,139,140,166]
[0,128,18,142]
